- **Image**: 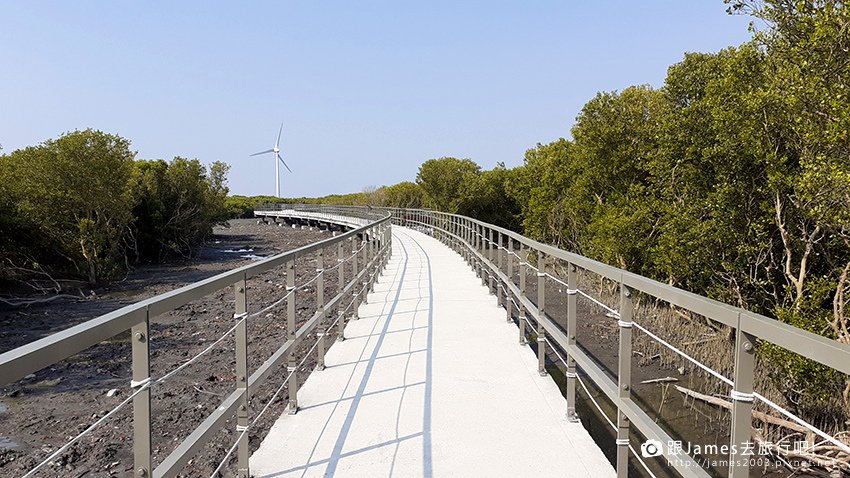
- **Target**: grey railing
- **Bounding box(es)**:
[5,203,849,477]
[254,203,385,228]
[382,207,850,478]
[0,207,392,478]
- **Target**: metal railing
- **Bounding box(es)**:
[385,207,850,478]
[0,207,392,478]
[254,203,386,229]
[4,203,849,477]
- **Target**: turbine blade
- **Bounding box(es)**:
[276,123,283,148]
[277,153,293,173]
[250,149,274,156]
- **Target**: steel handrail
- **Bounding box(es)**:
[385,208,850,374]
[0,207,392,478]
[384,206,850,478]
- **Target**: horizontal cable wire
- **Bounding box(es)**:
[210,245,385,476]
[209,279,372,477]
[21,384,148,478]
[573,285,850,457]
[544,337,657,478]
[248,288,295,319]
[753,392,850,455]
[523,314,538,335]
[630,322,732,386]
[427,219,850,467]
[22,316,245,478]
[249,241,371,318]
[155,317,245,386]
[576,289,619,317]
[545,272,568,288]
[24,242,386,477]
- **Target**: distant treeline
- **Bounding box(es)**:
[225,192,375,219]
[0,129,230,285]
[276,1,850,416]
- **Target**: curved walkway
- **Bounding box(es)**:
[250,226,614,477]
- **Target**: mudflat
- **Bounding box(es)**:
[0,219,343,477]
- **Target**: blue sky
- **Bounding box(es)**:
[0,2,753,197]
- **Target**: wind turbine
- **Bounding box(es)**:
[250,123,292,198]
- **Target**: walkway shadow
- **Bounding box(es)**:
[258,231,434,478]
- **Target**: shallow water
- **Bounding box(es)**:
[0,400,20,450]
[0,436,18,450]
[240,254,267,260]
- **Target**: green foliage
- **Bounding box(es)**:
[501,4,850,414]
[225,195,291,219]
[508,139,574,247]
[570,86,667,272]
[1,130,135,282]
[649,45,779,304]
[381,181,428,209]
[129,158,230,262]
[759,277,848,420]
[415,157,481,212]
[458,163,522,230]
[0,130,231,283]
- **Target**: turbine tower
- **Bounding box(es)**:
[250,123,292,198]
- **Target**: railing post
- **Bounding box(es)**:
[471,224,477,274]
[463,219,469,262]
[519,248,527,344]
[507,238,513,278]
[537,252,547,376]
[729,312,755,478]
[496,231,504,307]
[496,231,502,270]
[316,250,326,371]
[480,225,486,283]
[351,235,359,320]
[616,283,633,478]
[459,219,464,252]
[566,263,578,422]
[234,274,250,477]
[386,222,392,264]
[131,310,152,478]
[361,234,370,305]
[461,219,467,254]
[506,238,513,323]
[369,229,377,292]
[352,235,358,278]
[487,228,494,262]
[337,310,346,342]
[478,226,485,285]
[286,259,298,414]
[337,241,344,294]
[460,219,465,259]
[487,229,494,295]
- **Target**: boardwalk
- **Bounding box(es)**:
[251,227,614,478]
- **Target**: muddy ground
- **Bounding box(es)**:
[456,242,814,478]
[1,222,838,477]
[0,219,369,477]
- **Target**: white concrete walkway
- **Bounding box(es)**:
[251,227,614,478]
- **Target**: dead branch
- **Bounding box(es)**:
[642,376,679,384]
[674,385,810,434]
[0,294,86,308]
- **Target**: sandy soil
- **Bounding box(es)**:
[0,219,365,477]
